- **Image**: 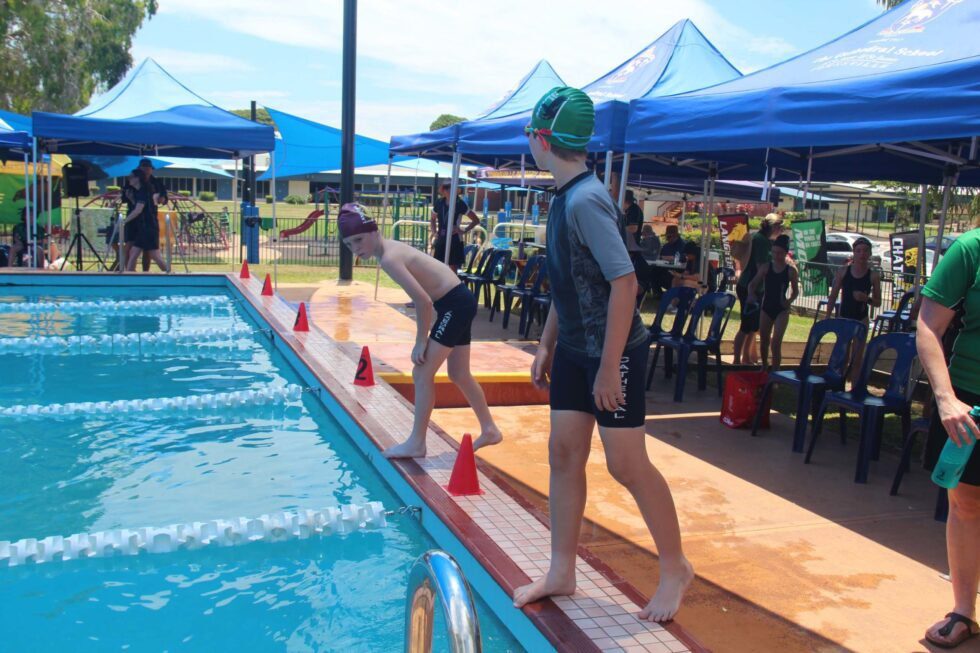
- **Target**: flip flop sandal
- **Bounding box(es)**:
[926,612,980,649]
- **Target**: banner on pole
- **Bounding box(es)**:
[889,230,921,284]
[791,219,829,297]
[717,213,749,270]
[0,172,63,226]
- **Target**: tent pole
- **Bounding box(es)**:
[22,150,30,267]
[932,168,957,274]
[272,149,278,291]
[520,154,526,188]
[702,166,717,285]
[444,150,462,265]
[617,153,631,207]
[374,155,393,301]
[31,138,38,268]
[803,147,813,219]
[232,156,239,270]
[913,184,928,293]
[46,156,53,266]
[603,151,613,191]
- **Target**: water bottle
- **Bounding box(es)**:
[931,406,980,489]
[674,251,681,265]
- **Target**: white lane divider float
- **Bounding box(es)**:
[0,295,232,316]
[0,325,254,355]
[0,384,303,418]
[0,502,387,568]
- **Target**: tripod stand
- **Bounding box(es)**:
[60,197,106,271]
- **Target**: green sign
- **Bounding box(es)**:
[791,219,829,297]
[0,172,63,226]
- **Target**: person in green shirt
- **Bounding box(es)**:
[918,226,980,648]
[733,213,783,364]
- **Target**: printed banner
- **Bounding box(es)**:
[791,219,830,297]
[717,213,749,270]
[889,230,922,283]
[0,172,63,226]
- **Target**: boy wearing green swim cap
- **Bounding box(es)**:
[513,87,692,623]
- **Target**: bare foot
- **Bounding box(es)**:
[473,427,503,451]
[382,439,426,459]
[512,571,576,608]
[638,558,694,623]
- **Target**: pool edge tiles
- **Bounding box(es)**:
[226,273,706,653]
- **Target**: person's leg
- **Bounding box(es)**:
[513,410,595,607]
[146,249,169,272]
[926,482,980,645]
[126,247,143,271]
[771,309,791,371]
[141,250,151,272]
[758,312,773,372]
[599,425,693,622]
[446,345,502,450]
[382,340,453,458]
[848,323,869,386]
[747,332,761,365]
[733,329,747,365]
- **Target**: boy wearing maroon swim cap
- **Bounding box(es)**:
[338,203,502,458]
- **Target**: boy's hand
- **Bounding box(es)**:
[412,341,427,366]
[531,347,552,390]
[593,364,625,413]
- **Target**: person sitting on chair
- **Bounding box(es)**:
[671,239,702,290]
[639,224,661,259]
[10,208,47,268]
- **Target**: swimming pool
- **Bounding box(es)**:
[0,277,542,651]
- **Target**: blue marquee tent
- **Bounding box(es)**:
[625,0,980,184]
[450,19,742,165]
[0,111,31,155]
[474,60,566,121]
[32,59,274,158]
[258,107,403,180]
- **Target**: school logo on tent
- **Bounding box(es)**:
[879,0,962,37]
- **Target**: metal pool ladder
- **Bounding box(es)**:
[405,549,482,653]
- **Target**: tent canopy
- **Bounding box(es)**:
[626,0,980,184]
[258,107,404,180]
[32,59,274,158]
[475,60,565,121]
[0,110,31,153]
[448,19,742,165]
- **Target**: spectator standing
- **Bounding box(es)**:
[431,182,480,272]
[733,213,783,364]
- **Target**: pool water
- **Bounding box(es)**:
[0,285,525,652]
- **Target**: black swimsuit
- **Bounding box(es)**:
[761,263,790,320]
[840,265,872,321]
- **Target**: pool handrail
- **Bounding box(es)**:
[404,549,482,653]
[390,219,488,247]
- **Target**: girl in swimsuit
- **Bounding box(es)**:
[826,237,881,385]
[747,235,799,372]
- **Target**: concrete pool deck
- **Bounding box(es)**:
[288,277,974,653]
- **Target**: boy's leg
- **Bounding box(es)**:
[383,339,453,458]
[446,345,502,450]
[513,410,595,607]
[598,425,693,622]
[758,312,773,371]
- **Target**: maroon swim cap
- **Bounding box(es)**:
[337,203,378,238]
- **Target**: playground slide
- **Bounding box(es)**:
[280,210,324,239]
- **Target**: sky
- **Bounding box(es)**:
[129,0,886,141]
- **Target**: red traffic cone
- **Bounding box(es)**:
[446,434,483,496]
[261,274,274,296]
[293,302,310,332]
[353,346,375,387]
[239,260,250,279]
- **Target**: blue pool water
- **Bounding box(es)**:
[0,284,526,652]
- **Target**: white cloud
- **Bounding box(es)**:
[131,45,254,74]
[274,99,463,141]
[745,35,799,58]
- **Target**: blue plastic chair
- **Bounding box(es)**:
[456,244,479,281]
[871,287,917,337]
[524,291,552,339]
[650,291,735,402]
[471,249,512,308]
[751,318,868,452]
[490,254,546,329]
[710,267,736,294]
[460,247,494,288]
[805,332,917,483]
[644,287,697,390]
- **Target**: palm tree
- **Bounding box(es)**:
[877,0,905,8]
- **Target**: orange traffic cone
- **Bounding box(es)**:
[293,302,310,332]
[239,260,250,279]
[353,346,375,387]
[446,434,483,496]
[261,274,273,296]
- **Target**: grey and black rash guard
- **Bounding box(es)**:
[546,172,648,358]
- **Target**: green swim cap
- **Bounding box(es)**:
[526,86,594,151]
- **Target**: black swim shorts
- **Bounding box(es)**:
[550,343,648,428]
[429,283,477,348]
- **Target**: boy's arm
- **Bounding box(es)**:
[463,210,480,233]
[381,256,433,357]
[595,272,637,412]
[826,267,844,317]
[531,304,558,390]
[870,270,882,308]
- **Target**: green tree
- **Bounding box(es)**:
[429,114,466,131]
[230,107,276,127]
[877,0,905,8]
[1,1,158,114]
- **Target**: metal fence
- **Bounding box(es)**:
[791,259,926,318]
